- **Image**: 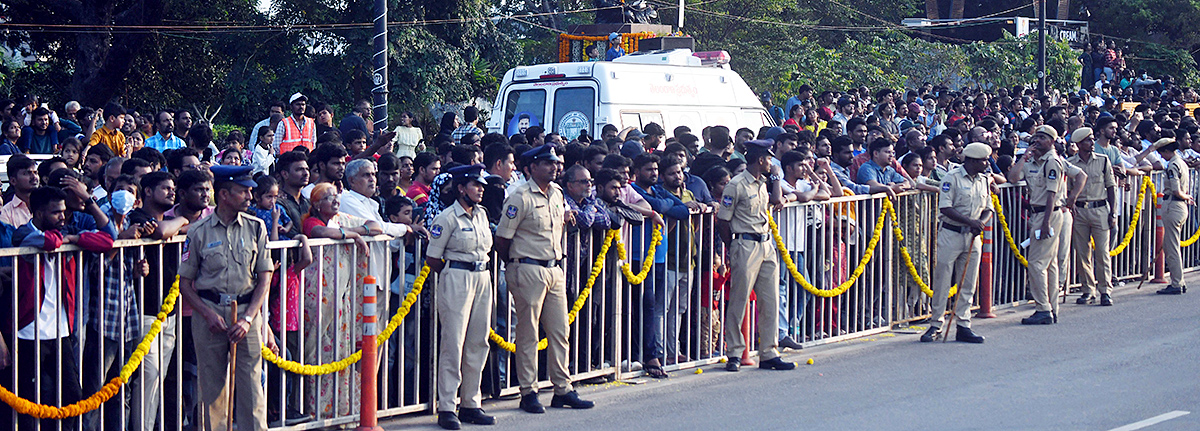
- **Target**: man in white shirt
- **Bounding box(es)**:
[341,158,424,240]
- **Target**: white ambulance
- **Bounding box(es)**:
[485,49,773,141]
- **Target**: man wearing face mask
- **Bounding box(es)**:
[426,164,497,430]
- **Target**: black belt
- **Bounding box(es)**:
[941,223,969,234]
[514,257,563,268]
[447,260,489,272]
[1075,200,1108,209]
[1030,205,1060,213]
[735,233,769,242]
[197,290,253,306]
[1163,196,1186,202]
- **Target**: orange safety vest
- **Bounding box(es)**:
[279,116,315,153]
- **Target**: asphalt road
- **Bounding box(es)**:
[381,275,1200,431]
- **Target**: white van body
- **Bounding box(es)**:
[486,49,773,143]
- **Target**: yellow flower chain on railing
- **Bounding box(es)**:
[0,275,181,419]
[769,199,887,298]
[991,194,1030,267]
[883,200,957,299]
[261,265,433,375]
[490,225,663,353]
[1182,226,1200,247]
[1110,177,1152,256]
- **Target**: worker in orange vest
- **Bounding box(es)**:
[273,92,316,155]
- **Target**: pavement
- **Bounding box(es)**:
[380,274,1200,431]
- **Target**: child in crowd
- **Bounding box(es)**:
[250,175,293,240]
[59,137,84,172]
[900,152,940,193]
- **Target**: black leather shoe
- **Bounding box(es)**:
[1100,293,1113,306]
[550,391,594,409]
[519,393,544,414]
[459,408,495,425]
[759,357,796,370]
[1076,293,1095,304]
[778,336,804,350]
[725,357,740,372]
[438,412,461,430]
[1021,311,1054,325]
[920,326,940,343]
[1157,286,1184,295]
[955,325,984,343]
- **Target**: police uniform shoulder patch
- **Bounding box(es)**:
[722,195,733,206]
[181,238,189,257]
[941,182,951,192]
[1167,169,1176,179]
[430,224,443,238]
[1047,169,1058,180]
[506,205,518,219]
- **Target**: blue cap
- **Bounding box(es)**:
[448,163,489,185]
[1098,111,1113,119]
[620,140,645,159]
[764,126,786,140]
[609,32,621,40]
[744,139,775,156]
[521,144,562,164]
[209,164,256,188]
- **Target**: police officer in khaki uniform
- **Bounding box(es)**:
[921,142,992,343]
[427,164,497,430]
[717,139,795,371]
[1055,142,1087,306]
[494,145,594,413]
[1067,127,1119,305]
[1007,125,1068,325]
[1153,138,1193,295]
[179,165,272,431]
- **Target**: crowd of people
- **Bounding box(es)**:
[0,63,1198,431]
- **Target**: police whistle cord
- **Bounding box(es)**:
[0,276,182,419]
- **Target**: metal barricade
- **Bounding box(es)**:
[4,172,1195,431]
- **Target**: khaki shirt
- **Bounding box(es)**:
[717,170,769,234]
[937,164,992,226]
[178,212,272,295]
[1163,153,1190,196]
[1066,152,1116,202]
[495,180,565,261]
[1019,150,1066,207]
[427,200,493,263]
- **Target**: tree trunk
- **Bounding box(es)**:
[69,0,164,107]
[925,0,939,19]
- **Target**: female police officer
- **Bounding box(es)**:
[426,164,497,429]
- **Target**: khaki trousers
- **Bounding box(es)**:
[1056,210,1074,285]
[192,302,266,431]
[1028,210,1064,314]
[436,268,493,411]
[506,262,572,396]
[1072,205,1114,296]
[930,229,981,329]
[723,238,779,361]
[1162,201,1188,287]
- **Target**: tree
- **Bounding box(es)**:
[0,0,165,107]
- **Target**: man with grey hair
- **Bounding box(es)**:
[339,158,425,240]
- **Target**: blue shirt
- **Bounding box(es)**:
[251,203,292,240]
[631,183,690,264]
[857,159,906,185]
[831,162,870,194]
[606,46,625,61]
[145,133,185,152]
[18,126,57,154]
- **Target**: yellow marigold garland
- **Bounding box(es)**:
[769,199,887,298]
[0,275,181,419]
[1110,177,1152,256]
[883,200,957,298]
[260,265,433,375]
[490,225,661,353]
[991,194,1030,267]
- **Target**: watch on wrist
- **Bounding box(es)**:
[241,315,253,325]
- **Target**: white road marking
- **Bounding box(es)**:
[1107,411,1190,431]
